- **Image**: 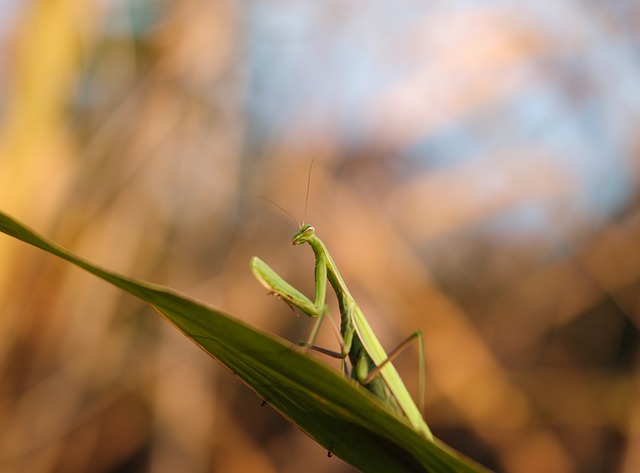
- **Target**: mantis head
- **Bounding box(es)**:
[292,224,315,245]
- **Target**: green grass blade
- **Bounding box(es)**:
[0,211,493,473]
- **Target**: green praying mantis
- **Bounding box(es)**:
[249,168,433,441]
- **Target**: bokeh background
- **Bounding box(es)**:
[1,1,639,472]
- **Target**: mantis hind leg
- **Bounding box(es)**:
[361,330,425,413]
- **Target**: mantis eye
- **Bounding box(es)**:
[292,225,315,245]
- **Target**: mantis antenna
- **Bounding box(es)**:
[259,159,316,227]
[302,159,315,225]
[258,196,300,227]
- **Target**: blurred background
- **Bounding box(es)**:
[1,1,639,472]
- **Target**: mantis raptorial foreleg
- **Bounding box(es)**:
[251,256,347,369]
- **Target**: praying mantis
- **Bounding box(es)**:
[250,170,433,441]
